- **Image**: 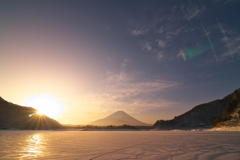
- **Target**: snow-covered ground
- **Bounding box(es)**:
[0,130,239,160]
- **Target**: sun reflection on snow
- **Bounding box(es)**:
[22,134,44,158]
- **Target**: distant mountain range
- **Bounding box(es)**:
[0,97,61,129]
[1,88,239,130]
[154,88,240,129]
[91,111,148,126]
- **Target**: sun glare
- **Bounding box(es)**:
[23,94,64,119]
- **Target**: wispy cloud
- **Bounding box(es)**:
[128,4,200,61]
[130,28,148,36]
[183,6,206,21]
[222,36,240,57]
[177,49,186,60]
[141,41,166,61]
[157,51,164,60]
[142,42,152,51]
[102,71,178,103]
[81,69,179,119]
[156,39,167,48]
[216,22,240,57]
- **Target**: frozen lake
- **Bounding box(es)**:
[0,130,240,160]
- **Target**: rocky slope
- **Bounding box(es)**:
[0,97,62,129]
[154,88,240,129]
[91,111,148,126]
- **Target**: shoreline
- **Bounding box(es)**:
[1,126,240,132]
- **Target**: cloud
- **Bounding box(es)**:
[141,41,167,61]
[80,69,179,118]
[105,70,132,82]
[127,3,211,62]
[217,22,240,57]
[222,36,240,57]
[157,26,165,34]
[157,51,164,60]
[183,6,206,21]
[120,58,129,69]
[130,28,148,36]
[142,42,152,51]
[177,49,185,59]
[102,71,178,104]
[156,39,167,48]
[141,40,168,61]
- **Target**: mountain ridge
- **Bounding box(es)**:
[91,110,148,126]
[154,88,240,129]
[0,97,62,129]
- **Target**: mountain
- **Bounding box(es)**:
[154,88,240,129]
[0,97,62,129]
[91,111,148,126]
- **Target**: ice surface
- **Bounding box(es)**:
[0,130,239,160]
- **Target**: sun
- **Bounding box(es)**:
[22,94,64,119]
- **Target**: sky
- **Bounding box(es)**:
[0,0,240,124]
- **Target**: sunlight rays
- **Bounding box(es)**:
[23,94,64,119]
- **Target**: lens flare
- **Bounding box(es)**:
[179,46,209,61]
